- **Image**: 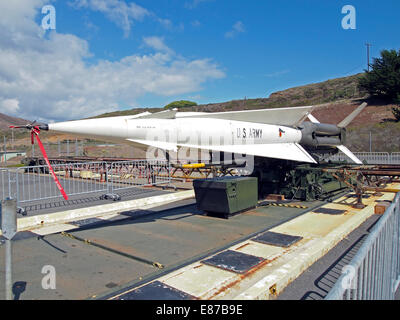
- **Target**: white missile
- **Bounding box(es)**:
[40,104,367,164]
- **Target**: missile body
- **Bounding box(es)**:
[43,104,364,164]
[49,116,303,149]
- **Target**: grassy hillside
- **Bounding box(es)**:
[0,113,34,143]
[91,73,367,118]
[193,73,367,112]
[347,121,400,152]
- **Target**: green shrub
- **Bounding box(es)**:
[164,100,197,109]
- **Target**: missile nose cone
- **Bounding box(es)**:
[47,117,129,140]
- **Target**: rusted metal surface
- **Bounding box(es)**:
[204,249,288,300]
[208,239,297,299]
[201,250,265,274]
[252,231,303,248]
[323,165,400,208]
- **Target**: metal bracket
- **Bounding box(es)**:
[17,207,27,216]
[100,194,121,201]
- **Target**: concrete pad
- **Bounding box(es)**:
[379,192,398,201]
[162,264,238,299]
[272,193,385,238]
[233,241,285,260]
[31,224,78,236]
[271,213,358,238]
[313,201,350,212]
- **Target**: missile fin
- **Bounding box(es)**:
[179,106,315,126]
[338,103,368,128]
[307,114,320,124]
[337,145,363,164]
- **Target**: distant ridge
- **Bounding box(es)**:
[90,73,366,118]
[1,72,398,154]
[0,112,29,130]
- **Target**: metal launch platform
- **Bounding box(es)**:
[0,182,398,300]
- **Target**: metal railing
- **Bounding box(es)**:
[107,160,171,195]
[15,162,109,204]
[328,152,400,164]
[325,193,400,300]
[0,160,171,207]
[392,153,400,164]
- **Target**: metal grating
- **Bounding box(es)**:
[252,231,303,248]
[201,250,264,274]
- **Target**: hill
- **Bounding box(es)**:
[0,113,32,142]
[192,73,367,112]
[88,72,399,152]
[3,72,399,157]
[91,73,367,117]
[0,113,30,130]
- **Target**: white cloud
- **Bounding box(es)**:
[158,18,173,29]
[225,21,245,38]
[0,99,20,114]
[185,0,214,10]
[0,1,225,122]
[70,0,150,38]
[70,0,184,37]
[142,37,174,55]
[233,21,245,33]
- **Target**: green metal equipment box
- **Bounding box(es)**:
[193,176,258,216]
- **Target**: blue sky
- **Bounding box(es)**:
[1,0,400,121]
